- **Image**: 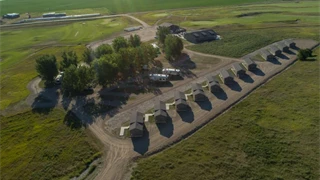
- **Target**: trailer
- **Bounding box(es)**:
[149,74,169,82]
[162,68,181,76]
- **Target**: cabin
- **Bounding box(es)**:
[206,75,221,93]
[159,23,186,34]
[175,91,189,111]
[283,39,296,48]
[232,63,246,78]
[268,45,282,56]
[129,112,144,137]
[277,42,289,52]
[154,100,168,123]
[243,57,257,71]
[219,69,233,84]
[184,29,218,44]
[191,83,206,101]
[260,49,274,61]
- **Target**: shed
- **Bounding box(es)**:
[192,83,206,101]
[174,91,186,101]
[277,42,289,52]
[175,99,189,111]
[232,63,246,78]
[209,80,221,93]
[184,29,218,44]
[243,57,257,71]
[219,69,233,84]
[130,112,144,125]
[283,39,296,48]
[268,45,282,56]
[129,122,144,137]
[154,100,168,123]
[159,23,185,34]
[260,49,274,61]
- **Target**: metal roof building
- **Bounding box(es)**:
[129,112,144,137]
[283,39,296,48]
[219,69,234,84]
[243,57,257,71]
[159,23,186,34]
[175,91,189,111]
[206,75,221,93]
[232,63,246,78]
[192,83,206,101]
[276,42,289,52]
[268,45,282,56]
[154,100,168,123]
[184,29,218,44]
[260,49,274,61]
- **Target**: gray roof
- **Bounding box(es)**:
[130,112,144,125]
[129,122,144,131]
[154,110,168,117]
[268,45,281,54]
[175,91,186,101]
[232,63,244,72]
[154,100,166,112]
[243,57,255,66]
[193,89,205,95]
[206,75,217,83]
[220,69,232,78]
[277,42,288,49]
[260,49,272,58]
[192,83,203,92]
[209,80,220,87]
[184,29,217,41]
[176,99,188,105]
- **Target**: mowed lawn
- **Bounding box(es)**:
[131,49,320,180]
[2,0,275,15]
[0,108,102,180]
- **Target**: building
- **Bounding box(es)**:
[159,23,186,34]
[154,100,168,123]
[283,39,296,48]
[162,68,181,76]
[207,75,221,93]
[149,74,169,82]
[129,112,144,137]
[260,49,274,61]
[192,83,206,101]
[276,42,289,52]
[268,45,282,56]
[184,29,218,44]
[175,91,189,111]
[242,57,257,71]
[43,12,66,18]
[124,26,142,32]
[3,13,20,19]
[219,69,234,84]
[232,63,246,78]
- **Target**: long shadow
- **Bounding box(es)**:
[177,108,194,123]
[286,49,296,55]
[212,89,228,100]
[195,97,212,111]
[239,73,254,84]
[252,68,265,76]
[268,57,281,65]
[169,75,184,81]
[132,126,150,155]
[226,81,242,92]
[31,86,59,114]
[291,46,300,51]
[156,116,174,138]
[276,53,289,60]
[63,110,85,129]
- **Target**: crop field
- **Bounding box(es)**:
[0,17,138,110]
[131,49,320,180]
[0,108,102,180]
[1,0,280,16]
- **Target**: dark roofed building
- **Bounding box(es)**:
[219,69,233,84]
[184,29,218,44]
[283,39,296,48]
[159,23,186,34]
[129,112,144,137]
[207,76,221,93]
[243,57,257,71]
[232,63,246,78]
[175,91,189,111]
[276,42,289,52]
[268,45,282,56]
[154,100,168,123]
[175,91,186,101]
[192,83,206,101]
[260,49,274,61]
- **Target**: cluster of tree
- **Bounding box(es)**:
[156,26,183,61]
[298,48,313,61]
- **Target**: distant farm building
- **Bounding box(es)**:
[154,100,168,123]
[206,75,221,93]
[276,42,289,52]
[159,23,186,34]
[3,13,20,19]
[184,29,218,44]
[268,45,282,56]
[174,91,189,111]
[129,112,144,137]
[162,68,181,76]
[232,63,246,78]
[219,69,234,84]
[124,26,143,32]
[242,57,257,71]
[192,83,206,101]
[260,49,274,61]
[283,39,296,48]
[42,12,66,18]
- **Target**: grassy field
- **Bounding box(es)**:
[1,0,282,16]
[0,17,138,110]
[0,108,102,180]
[131,49,320,180]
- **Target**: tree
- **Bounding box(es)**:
[118,47,135,72]
[112,36,129,52]
[298,48,312,61]
[62,65,94,94]
[93,55,119,86]
[35,55,58,82]
[128,34,141,47]
[60,51,78,71]
[156,26,170,45]
[164,35,184,60]
[83,47,94,65]
[95,44,113,58]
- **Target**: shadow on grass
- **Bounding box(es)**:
[132,126,150,155]
[195,97,212,111]
[156,116,174,138]
[32,86,60,114]
[178,108,194,123]
[240,73,254,83]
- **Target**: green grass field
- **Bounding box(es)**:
[0,17,138,110]
[0,108,102,180]
[131,49,320,180]
[1,0,282,16]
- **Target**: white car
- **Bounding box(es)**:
[55,72,64,84]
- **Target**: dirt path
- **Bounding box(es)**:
[184,48,244,62]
